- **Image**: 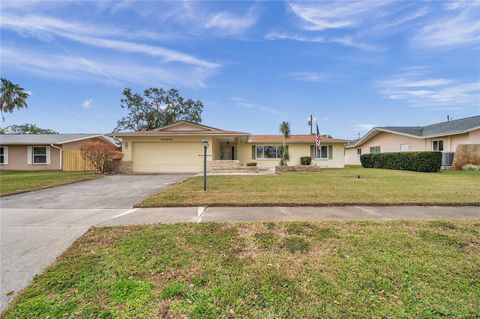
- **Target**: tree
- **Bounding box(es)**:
[279,121,290,166]
[80,142,123,174]
[114,88,203,132]
[0,123,58,134]
[0,78,29,121]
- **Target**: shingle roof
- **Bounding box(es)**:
[0,134,112,145]
[112,129,250,136]
[380,115,480,137]
[248,135,348,144]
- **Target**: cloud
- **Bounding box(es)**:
[288,72,326,82]
[1,14,219,69]
[411,2,480,48]
[82,99,93,109]
[354,124,376,131]
[230,97,284,116]
[205,9,257,34]
[375,69,480,110]
[2,46,213,88]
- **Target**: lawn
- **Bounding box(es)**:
[0,170,99,196]
[139,166,480,207]
[3,220,479,318]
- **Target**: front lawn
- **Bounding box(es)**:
[4,221,479,318]
[139,166,480,207]
[0,170,99,196]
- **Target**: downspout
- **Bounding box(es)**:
[50,144,62,171]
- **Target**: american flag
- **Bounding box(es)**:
[315,123,321,150]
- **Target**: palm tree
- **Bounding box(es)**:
[279,121,290,166]
[0,78,29,121]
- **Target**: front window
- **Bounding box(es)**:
[432,140,444,151]
[370,146,381,154]
[315,145,329,159]
[256,146,281,159]
[0,147,6,164]
[33,146,47,164]
[400,144,409,152]
[357,148,362,156]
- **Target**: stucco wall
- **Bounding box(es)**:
[0,145,61,170]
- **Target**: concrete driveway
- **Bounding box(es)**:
[0,174,191,310]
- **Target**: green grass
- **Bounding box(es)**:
[4,220,479,318]
[139,166,480,207]
[0,170,99,196]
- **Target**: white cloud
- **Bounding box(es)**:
[411,2,480,48]
[82,99,93,109]
[230,97,284,116]
[205,9,257,34]
[354,124,376,131]
[2,46,213,88]
[376,69,480,110]
[288,72,326,82]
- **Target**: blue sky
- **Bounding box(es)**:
[1,0,479,138]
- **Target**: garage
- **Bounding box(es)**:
[132,142,203,173]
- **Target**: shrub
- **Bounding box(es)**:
[360,151,442,172]
[461,164,480,171]
[300,156,312,165]
[81,142,123,174]
[247,162,257,167]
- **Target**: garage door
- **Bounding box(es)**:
[132,142,203,173]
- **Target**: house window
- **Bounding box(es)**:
[256,146,281,159]
[400,144,409,152]
[0,146,7,164]
[357,148,362,156]
[33,146,47,164]
[370,146,381,154]
[315,145,329,159]
[432,140,444,151]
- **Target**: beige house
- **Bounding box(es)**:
[111,121,347,174]
[345,115,480,166]
[0,134,116,171]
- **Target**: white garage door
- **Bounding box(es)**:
[132,142,203,173]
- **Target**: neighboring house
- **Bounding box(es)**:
[0,134,116,171]
[345,115,480,166]
[110,121,347,174]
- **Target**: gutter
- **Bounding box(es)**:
[50,144,62,171]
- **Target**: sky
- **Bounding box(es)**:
[1,0,479,139]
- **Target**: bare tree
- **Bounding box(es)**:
[80,142,123,174]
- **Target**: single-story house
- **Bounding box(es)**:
[0,134,116,171]
[345,115,480,166]
[110,121,347,174]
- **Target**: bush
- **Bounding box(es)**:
[300,156,312,165]
[247,162,257,167]
[461,164,480,171]
[360,151,442,172]
[81,142,123,174]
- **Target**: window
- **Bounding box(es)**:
[400,144,409,152]
[370,146,381,154]
[357,148,362,156]
[315,145,329,159]
[432,140,444,151]
[256,146,281,159]
[0,146,7,164]
[33,146,47,164]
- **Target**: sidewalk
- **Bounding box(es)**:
[98,205,480,226]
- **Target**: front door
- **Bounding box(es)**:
[222,146,234,160]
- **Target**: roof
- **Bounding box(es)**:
[248,135,348,144]
[0,134,115,145]
[110,121,250,137]
[347,115,480,148]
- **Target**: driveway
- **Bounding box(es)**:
[0,174,191,310]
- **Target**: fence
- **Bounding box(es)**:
[62,151,97,171]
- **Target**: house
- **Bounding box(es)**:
[0,134,116,171]
[110,121,347,174]
[345,115,480,166]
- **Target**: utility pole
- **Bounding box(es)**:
[308,115,313,135]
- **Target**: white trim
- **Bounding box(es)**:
[0,146,8,165]
[32,146,49,165]
[60,135,117,146]
[369,145,381,154]
[400,144,409,152]
[356,148,362,157]
[432,139,444,152]
[51,144,62,169]
[27,146,32,165]
[314,145,329,159]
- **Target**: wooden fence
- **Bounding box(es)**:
[63,151,97,171]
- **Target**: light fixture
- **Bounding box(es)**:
[124,142,129,149]
[202,139,209,148]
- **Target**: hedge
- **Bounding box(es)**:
[360,151,442,172]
